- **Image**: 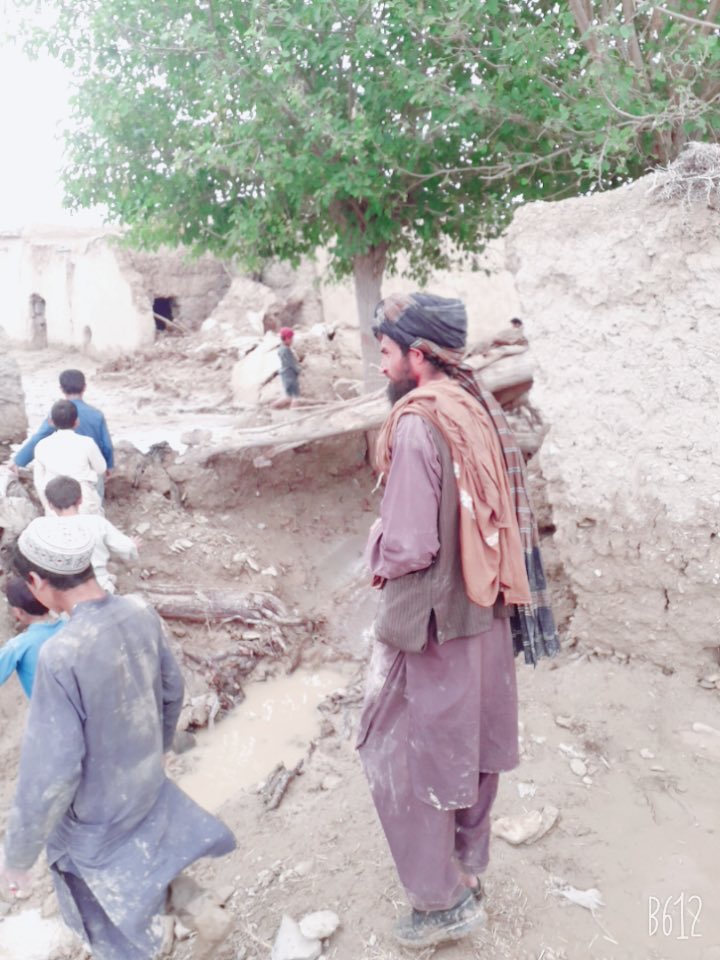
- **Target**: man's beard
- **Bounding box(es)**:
[386,376,418,405]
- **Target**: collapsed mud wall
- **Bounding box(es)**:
[0,228,232,351]
[505,150,720,669]
[0,228,155,352]
[121,248,232,332]
[0,355,28,460]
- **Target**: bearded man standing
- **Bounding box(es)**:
[357,293,559,949]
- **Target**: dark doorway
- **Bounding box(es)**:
[29,294,47,348]
[153,296,179,334]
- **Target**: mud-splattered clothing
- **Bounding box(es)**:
[358,414,519,911]
[3,594,235,959]
[57,514,138,593]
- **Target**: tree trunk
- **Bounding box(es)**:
[353,244,388,391]
[142,585,299,624]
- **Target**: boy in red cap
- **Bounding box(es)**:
[278,327,301,404]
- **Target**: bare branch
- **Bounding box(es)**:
[652,4,720,29]
[702,0,720,34]
[394,146,574,185]
[621,0,651,88]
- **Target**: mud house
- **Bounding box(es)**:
[0,226,231,353]
[505,144,720,669]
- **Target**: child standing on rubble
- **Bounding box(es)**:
[44,475,140,594]
[1,577,64,697]
[278,327,301,405]
[33,400,106,515]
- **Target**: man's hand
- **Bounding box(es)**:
[372,574,386,590]
[0,852,32,899]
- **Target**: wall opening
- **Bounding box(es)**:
[29,294,47,348]
[153,296,179,335]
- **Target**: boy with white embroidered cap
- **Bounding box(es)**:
[0,516,236,958]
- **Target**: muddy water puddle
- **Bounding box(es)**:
[178,668,348,810]
[0,909,74,960]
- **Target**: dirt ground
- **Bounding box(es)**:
[1,345,720,960]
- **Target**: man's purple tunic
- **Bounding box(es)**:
[358,415,519,910]
[3,593,235,959]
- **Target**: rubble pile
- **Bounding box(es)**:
[0,355,28,462]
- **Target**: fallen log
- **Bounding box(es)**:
[193,357,542,461]
[142,586,301,625]
[472,351,535,399]
[153,311,191,335]
[261,759,305,811]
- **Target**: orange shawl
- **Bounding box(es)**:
[376,378,532,607]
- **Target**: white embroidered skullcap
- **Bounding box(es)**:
[18,516,94,575]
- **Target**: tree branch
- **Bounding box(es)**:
[568,0,603,62]
[621,0,651,88]
[703,0,720,34]
[652,4,720,29]
[394,147,574,185]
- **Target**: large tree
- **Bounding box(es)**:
[24,0,719,382]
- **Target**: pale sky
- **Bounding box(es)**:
[0,38,104,229]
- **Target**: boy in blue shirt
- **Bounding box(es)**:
[0,577,64,698]
[11,369,114,487]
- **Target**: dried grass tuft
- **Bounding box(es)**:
[648,141,720,208]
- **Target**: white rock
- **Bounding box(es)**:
[692,721,720,737]
[231,334,281,406]
[299,910,340,940]
[261,566,278,577]
[493,810,543,844]
[517,781,537,798]
[271,915,322,960]
[492,805,559,845]
[321,774,342,791]
[639,748,655,759]
[174,920,192,941]
[570,758,587,777]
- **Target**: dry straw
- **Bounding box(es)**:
[648,141,720,208]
